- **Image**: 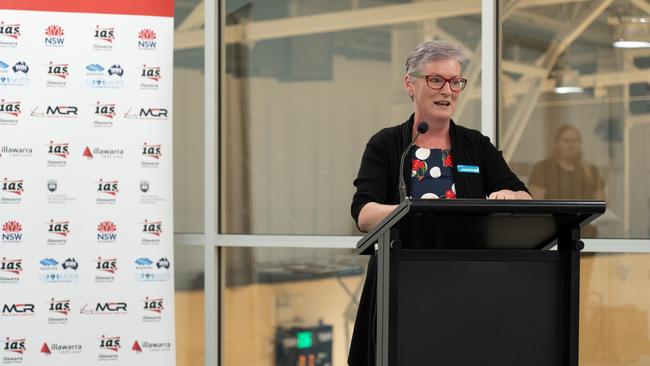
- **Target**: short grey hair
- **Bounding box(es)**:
[405,40,467,77]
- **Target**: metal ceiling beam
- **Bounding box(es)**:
[177,0,205,32]
[629,0,650,15]
[502,0,615,162]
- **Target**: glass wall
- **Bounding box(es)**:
[222,247,366,366]
[499,0,650,238]
[221,0,483,235]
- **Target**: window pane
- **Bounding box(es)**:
[175,243,205,366]
[499,0,650,238]
[222,247,367,366]
[222,0,482,235]
[174,0,205,234]
[580,253,650,364]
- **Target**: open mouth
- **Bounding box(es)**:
[434,101,450,107]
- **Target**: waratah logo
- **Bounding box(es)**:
[2,221,22,234]
[12,61,28,73]
[97,221,117,242]
[107,64,123,76]
[45,25,64,37]
[0,22,21,39]
[2,221,22,242]
[86,64,105,73]
[138,29,156,40]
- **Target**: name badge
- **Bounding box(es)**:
[457,165,480,174]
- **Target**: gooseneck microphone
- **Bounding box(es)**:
[398,121,429,201]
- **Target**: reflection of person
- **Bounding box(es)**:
[348,40,531,366]
[528,124,605,237]
[529,124,605,201]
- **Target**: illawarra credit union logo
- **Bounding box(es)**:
[2,220,22,243]
[40,341,82,355]
[44,25,65,46]
[97,221,117,243]
[131,340,171,353]
[0,145,32,158]
[138,28,156,49]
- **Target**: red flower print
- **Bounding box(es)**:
[445,189,456,199]
[442,151,453,167]
[411,159,427,181]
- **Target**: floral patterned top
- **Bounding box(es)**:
[410,146,456,199]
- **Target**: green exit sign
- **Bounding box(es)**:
[296,331,313,349]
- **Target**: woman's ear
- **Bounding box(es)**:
[403,74,413,97]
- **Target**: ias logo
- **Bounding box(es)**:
[143,297,163,314]
[95,102,116,119]
[47,62,68,78]
[99,335,120,351]
[44,25,65,46]
[140,64,160,81]
[137,28,156,49]
[142,143,161,159]
[95,257,117,274]
[142,220,162,236]
[2,178,23,195]
[94,26,115,43]
[0,258,22,275]
[3,337,25,354]
[48,298,70,315]
[48,220,70,237]
[48,141,69,158]
[0,22,20,40]
[1,221,22,243]
[97,179,119,196]
[0,99,20,117]
[97,221,117,243]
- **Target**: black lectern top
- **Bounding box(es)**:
[357,199,606,254]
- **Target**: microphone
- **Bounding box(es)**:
[399,121,429,201]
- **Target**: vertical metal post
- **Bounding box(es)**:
[558,227,582,366]
[481,0,497,142]
[376,232,391,366]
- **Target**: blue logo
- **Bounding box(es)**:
[86,64,104,72]
[457,165,480,174]
[12,61,28,73]
[40,258,58,266]
[0,61,9,70]
[135,258,153,266]
[61,258,78,270]
[107,64,124,77]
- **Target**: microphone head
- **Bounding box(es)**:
[417,121,429,134]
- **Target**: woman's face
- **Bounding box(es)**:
[556,129,581,159]
[406,58,461,123]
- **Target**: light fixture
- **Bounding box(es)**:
[609,14,650,49]
[553,67,584,94]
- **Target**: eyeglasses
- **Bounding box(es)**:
[409,73,467,92]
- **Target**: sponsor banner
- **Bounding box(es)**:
[0,3,175,365]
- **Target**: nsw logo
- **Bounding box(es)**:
[97,221,117,243]
[138,28,157,49]
[2,220,22,243]
[44,25,64,46]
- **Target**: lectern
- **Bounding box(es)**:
[356,199,605,366]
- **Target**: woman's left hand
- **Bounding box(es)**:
[488,189,532,200]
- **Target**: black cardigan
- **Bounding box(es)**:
[348,115,528,366]
[351,115,528,224]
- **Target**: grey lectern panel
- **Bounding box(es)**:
[395,250,567,366]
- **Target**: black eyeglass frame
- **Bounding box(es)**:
[409,72,468,92]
